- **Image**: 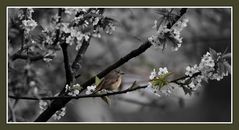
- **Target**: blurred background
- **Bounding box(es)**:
[8,8,231,122]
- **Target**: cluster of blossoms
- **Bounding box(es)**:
[147,49,230,96]
[52,107,66,120]
[147,67,173,97]
[41,8,116,51]
[59,22,90,50]
[39,100,48,113]
[149,67,169,80]
[65,84,82,96]
[18,8,38,33]
[85,85,115,95]
[148,18,188,51]
[42,27,56,45]
[64,8,88,15]
[182,49,229,91]
[39,100,66,120]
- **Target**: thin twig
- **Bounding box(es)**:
[9,86,146,100]
[170,72,201,83]
[9,68,199,101]
[11,53,44,61]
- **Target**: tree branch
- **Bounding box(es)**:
[52,8,63,46]
[71,9,104,77]
[60,43,73,85]
[71,39,90,76]
[11,53,44,61]
[34,8,188,122]
[9,67,200,102]
[9,86,146,100]
[170,72,201,83]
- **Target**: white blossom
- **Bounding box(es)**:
[43,50,56,63]
[200,52,215,68]
[64,8,79,15]
[52,107,66,120]
[86,85,96,95]
[18,8,34,20]
[65,36,74,45]
[146,84,161,97]
[75,42,82,51]
[173,18,189,34]
[183,50,230,92]
[188,81,196,88]
[22,19,37,33]
[152,20,158,29]
[158,67,168,76]
[105,22,116,35]
[39,100,66,120]
[39,100,48,113]
[60,23,71,33]
[147,67,171,97]
[65,84,71,92]
[173,43,181,51]
[149,69,157,80]
[92,33,101,38]
[93,17,100,26]
[148,18,188,51]
[67,89,79,96]
[65,84,82,96]
[185,64,199,76]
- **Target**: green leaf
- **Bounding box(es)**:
[209,48,218,61]
[151,72,173,89]
[95,76,101,86]
[223,61,231,74]
[182,86,193,95]
[184,78,191,85]
[152,78,167,89]
[101,96,111,106]
[218,62,225,76]
[222,53,231,59]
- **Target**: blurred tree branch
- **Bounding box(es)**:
[11,53,44,61]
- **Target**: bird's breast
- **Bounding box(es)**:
[109,76,122,90]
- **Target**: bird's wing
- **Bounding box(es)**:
[93,78,105,93]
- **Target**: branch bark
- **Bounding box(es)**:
[60,43,73,85]
[71,39,90,76]
[9,85,146,100]
[11,53,44,61]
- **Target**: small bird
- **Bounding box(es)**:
[94,70,124,105]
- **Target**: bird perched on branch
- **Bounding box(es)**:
[94,70,124,105]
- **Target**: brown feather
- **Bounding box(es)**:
[94,70,122,93]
